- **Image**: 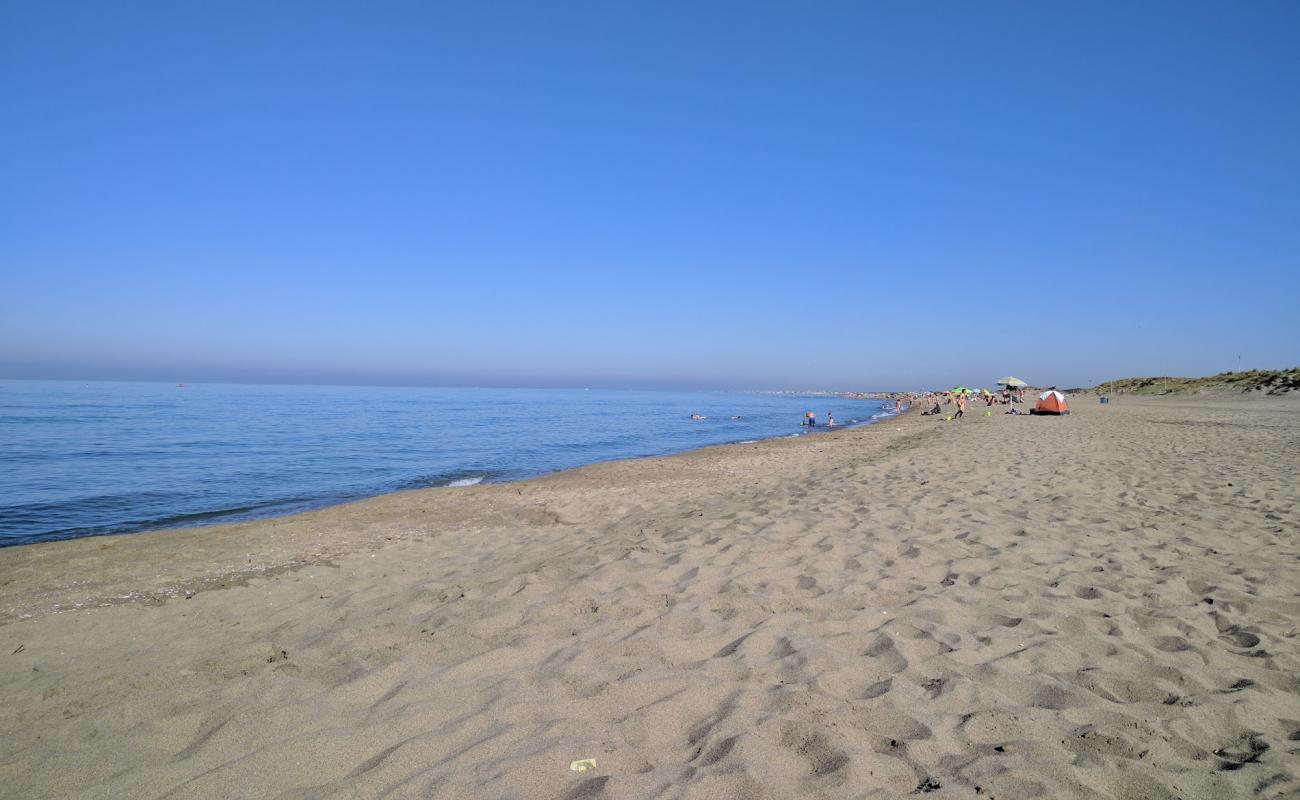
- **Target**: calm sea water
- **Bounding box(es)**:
[0,381,893,546]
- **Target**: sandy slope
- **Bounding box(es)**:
[1,394,1298,799]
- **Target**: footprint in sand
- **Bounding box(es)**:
[778,726,850,778]
[1219,629,1261,649]
[863,635,909,674]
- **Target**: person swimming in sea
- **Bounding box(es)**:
[827,411,835,427]
[690,413,705,420]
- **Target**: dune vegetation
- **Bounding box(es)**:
[1075,369,1300,395]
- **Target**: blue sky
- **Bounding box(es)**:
[2,1,1297,390]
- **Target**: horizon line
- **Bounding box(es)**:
[0,375,923,394]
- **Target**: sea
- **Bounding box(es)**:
[0,380,896,547]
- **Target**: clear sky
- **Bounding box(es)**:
[2,2,1297,391]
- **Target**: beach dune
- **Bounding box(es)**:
[2,394,1298,799]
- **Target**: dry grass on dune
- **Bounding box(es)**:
[1075,368,1300,396]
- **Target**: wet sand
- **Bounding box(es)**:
[2,394,1298,799]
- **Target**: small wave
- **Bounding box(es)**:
[738,439,758,444]
[392,469,495,491]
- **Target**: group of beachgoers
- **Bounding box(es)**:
[688,410,842,427]
[692,388,1022,429]
[801,410,835,428]
[915,386,1030,420]
[802,396,913,429]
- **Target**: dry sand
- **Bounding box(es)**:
[2,394,1298,799]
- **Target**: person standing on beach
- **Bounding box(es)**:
[954,392,967,420]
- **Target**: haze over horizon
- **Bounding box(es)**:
[2,369,1296,396]
[4,2,1298,390]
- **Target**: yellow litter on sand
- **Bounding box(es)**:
[570,759,597,773]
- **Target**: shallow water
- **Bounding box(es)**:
[0,381,893,545]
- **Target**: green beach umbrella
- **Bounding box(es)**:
[996,376,1027,387]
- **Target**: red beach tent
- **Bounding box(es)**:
[1033,390,1070,415]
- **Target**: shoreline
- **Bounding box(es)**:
[0,402,904,623]
[2,393,1297,799]
[2,391,897,550]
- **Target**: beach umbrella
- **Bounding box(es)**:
[996,376,1027,387]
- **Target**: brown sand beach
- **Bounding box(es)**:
[1,394,1298,799]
